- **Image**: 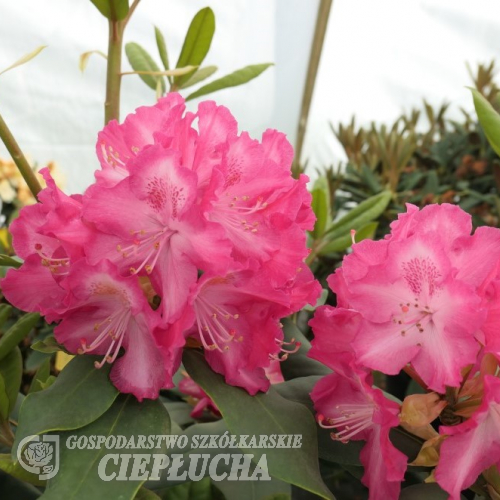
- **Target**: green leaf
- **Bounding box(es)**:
[399,484,463,500]
[154,26,171,83]
[125,42,166,93]
[0,347,22,419]
[318,221,378,255]
[183,350,334,500]
[186,64,273,101]
[160,478,223,500]
[0,254,22,268]
[279,319,331,380]
[0,304,12,328]
[311,177,331,239]
[180,65,218,89]
[89,0,129,21]
[42,395,170,500]
[31,335,69,354]
[470,87,500,156]
[175,7,215,87]
[13,355,119,457]
[323,191,391,239]
[0,375,9,420]
[0,453,45,487]
[28,357,52,394]
[0,46,47,77]
[0,313,39,361]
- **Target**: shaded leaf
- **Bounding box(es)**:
[311,177,331,239]
[28,357,52,394]
[0,304,12,328]
[0,313,40,361]
[175,7,215,87]
[186,64,273,101]
[125,42,166,93]
[318,221,378,255]
[0,453,45,487]
[31,335,69,354]
[399,483,465,500]
[0,46,47,77]
[0,347,22,418]
[183,350,334,499]
[0,254,22,269]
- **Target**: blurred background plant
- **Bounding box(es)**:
[305,60,500,289]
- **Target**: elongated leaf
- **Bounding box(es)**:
[323,191,391,239]
[79,50,107,73]
[0,313,39,361]
[0,373,9,420]
[0,304,12,328]
[311,177,331,239]
[186,63,273,101]
[0,347,22,418]
[122,67,196,77]
[155,26,171,85]
[90,0,129,21]
[31,335,68,354]
[470,87,500,156]
[42,395,170,500]
[180,65,217,89]
[0,254,22,268]
[318,221,378,255]
[0,46,46,77]
[125,42,166,93]
[183,350,334,500]
[175,7,215,86]
[13,355,119,457]
[28,357,51,394]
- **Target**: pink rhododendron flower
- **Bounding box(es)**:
[326,203,496,392]
[435,375,500,499]
[312,370,407,500]
[1,94,318,399]
[55,260,168,400]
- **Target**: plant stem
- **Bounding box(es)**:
[0,112,42,199]
[104,20,124,124]
[103,0,142,125]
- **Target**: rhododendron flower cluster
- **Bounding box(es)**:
[1,93,320,400]
[309,203,500,500]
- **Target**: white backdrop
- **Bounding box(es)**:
[0,0,499,193]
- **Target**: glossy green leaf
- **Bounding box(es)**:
[154,26,170,84]
[183,350,334,500]
[0,347,22,418]
[180,65,218,89]
[318,221,378,255]
[186,63,273,101]
[0,313,39,361]
[470,87,500,156]
[31,335,68,354]
[0,254,21,268]
[125,42,166,93]
[175,7,215,86]
[311,177,331,239]
[42,395,170,500]
[160,478,223,500]
[28,357,51,394]
[323,191,391,239]
[0,453,45,487]
[13,355,119,457]
[135,487,161,500]
[89,0,129,21]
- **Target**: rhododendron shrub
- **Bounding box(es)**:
[1,93,320,400]
[309,203,500,499]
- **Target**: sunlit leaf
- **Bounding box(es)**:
[89,0,129,21]
[180,65,217,89]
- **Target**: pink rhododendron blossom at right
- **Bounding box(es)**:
[309,202,500,499]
